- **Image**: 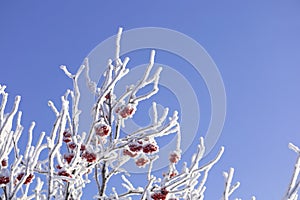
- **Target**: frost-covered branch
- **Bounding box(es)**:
[283,143,300,200]
[222,168,240,200]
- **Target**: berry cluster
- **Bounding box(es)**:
[116,104,136,119]
[129,143,143,152]
[127,141,158,154]
[0,169,9,185]
[135,157,149,167]
[94,124,110,137]
[151,188,169,200]
[16,173,34,184]
[63,130,72,143]
[58,128,97,182]
[58,170,72,182]
[63,130,85,150]
[169,152,180,164]
[120,106,134,118]
[125,140,159,167]
[82,151,97,163]
[0,175,9,185]
[122,149,137,157]
[68,142,77,150]
[64,153,75,164]
[143,143,158,154]
[62,128,95,164]
[63,147,96,164]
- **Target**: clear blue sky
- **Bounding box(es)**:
[1,1,300,199]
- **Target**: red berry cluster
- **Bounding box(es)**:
[16,173,34,184]
[122,149,137,157]
[151,188,169,200]
[58,170,71,177]
[63,130,72,143]
[169,152,180,164]
[135,157,149,167]
[95,125,110,137]
[24,174,34,184]
[58,170,72,182]
[127,141,158,155]
[64,153,75,164]
[120,106,134,118]
[82,151,97,163]
[68,142,77,150]
[68,143,86,152]
[129,144,143,152]
[116,104,136,119]
[143,144,158,154]
[0,176,9,185]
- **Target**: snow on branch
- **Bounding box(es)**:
[222,168,240,200]
[283,143,300,200]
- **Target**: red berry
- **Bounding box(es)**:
[95,125,110,137]
[58,170,72,182]
[68,142,77,150]
[0,176,9,185]
[16,173,24,181]
[135,157,148,167]
[1,159,7,167]
[63,130,72,138]
[105,93,110,99]
[119,105,135,119]
[64,153,75,164]
[82,151,97,163]
[80,144,86,151]
[63,130,72,143]
[58,170,70,177]
[63,138,72,143]
[137,140,143,145]
[151,188,169,200]
[169,152,180,163]
[169,171,177,178]
[161,188,168,195]
[24,174,34,184]
[143,144,158,154]
[123,149,137,157]
[129,144,143,152]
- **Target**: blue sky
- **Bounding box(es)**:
[1,1,300,199]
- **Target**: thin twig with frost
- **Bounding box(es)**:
[283,143,300,200]
[222,168,240,200]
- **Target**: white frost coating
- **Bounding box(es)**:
[48,100,59,117]
[222,168,240,200]
[84,58,97,94]
[283,143,300,200]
